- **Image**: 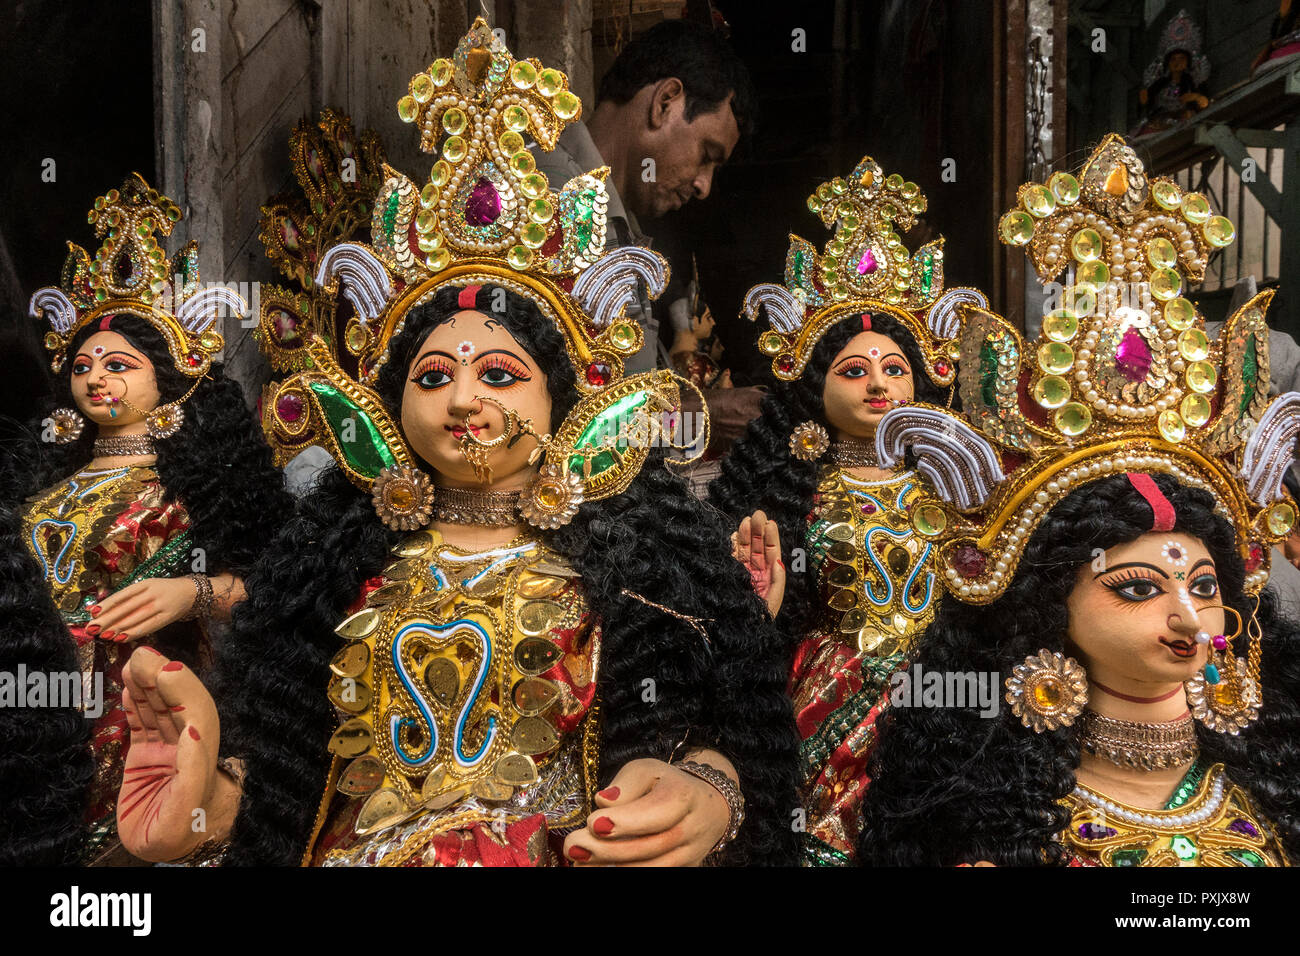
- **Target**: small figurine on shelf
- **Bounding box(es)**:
[1135,9,1211,135]
[1252,0,1300,76]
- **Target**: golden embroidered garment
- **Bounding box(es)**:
[1063,762,1290,867]
[306,530,601,867]
[806,468,940,657]
[21,464,194,854]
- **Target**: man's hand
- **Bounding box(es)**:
[732,509,784,617]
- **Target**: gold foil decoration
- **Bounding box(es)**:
[511,716,559,755]
[356,787,409,835]
[829,589,860,611]
[328,717,373,757]
[419,764,448,803]
[393,530,436,557]
[383,557,427,581]
[514,636,563,674]
[330,642,370,678]
[327,676,372,714]
[827,541,857,563]
[823,522,855,542]
[511,677,559,715]
[472,778,514,801]
[517,600,566,635]
[517,572,566,599]
[495,752,539,786]
[424,657,460,705]
[335,606,382,639]
[366,581,410,606]
[828,564,858,588]
[336,755,385,796]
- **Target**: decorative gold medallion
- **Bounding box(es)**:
[1186,657,1260,735]
[371,463,435,531]
[520,463,584,529]
[143,402,185,439]
[48,407,85,444]
[789,420,830,461]
[1004,649,1088,732]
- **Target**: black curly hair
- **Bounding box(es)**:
[709,311,949,645]
[0,435,95,865]
[2,313,292,863]
[213,283,802,866]
[857,473,1300,866]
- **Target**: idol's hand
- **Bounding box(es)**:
[88,577,198,640]
[731,509,785,617]
[116,647,238,862]
[562,755,734,866]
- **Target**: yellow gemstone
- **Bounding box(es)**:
[536,68,564,97]
[1146,237,1177,269]
[1000,210,1035,245]
[1033,374,1072,409]
[1158,409,1187,443]
[509,150,536,176]
[503,105,529,132]
[553,91,580,120]
[345,323,367,354]
[1268,502,1297,536]
[511,61,538,89]
[430,160,452,187]
[416,209,437,233]
[1181,393,1211,427]
[1182,192,1213,224]
[427,248,450,271]
[388,484,415,510]
[798,432,820,452]
[508,245,533,270]
[1033,678,1066,710]
[1064,287,1096,317]
[947,340,962,360]
[430,58,453,86]
[419,183,439,208]
[816,183,833,202]
[885,173,904,191]
[840,212,860,231]
[1185,360,1217,394]
[397,95,418,123]
[1021,184,1056,218]
[1076,260,1110,292]
[1178,327,1210,361]
[44,331,61,350]
[1204,215,1235,248]
[1049,171,1080,204]
[610,322,637,351]
[496,134,522,159]
[1149,267,1182,302]
[1152,180,1182,210]
[1070,228,1102,262]
[527,198,554,223]
[1043,309,1079,342]
[1055,402,1092,437]
[537,480,565,509]
[417,233,443,253]
[1038,341,1075,374]
[442,135,467,162]
[760,331,785,355]
[1163,296,1196,330]
[807,195,823,214]
[411,73,434,102]
[442,107,467,135]
[900,181,920,199]
[520,222,547,248]
[912,504,947,536]
[519,172,548,199]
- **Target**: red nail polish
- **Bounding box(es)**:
[90,605,102,616]
[117,632,131,642]
[187,726,201,741]
[162,661,184,672]
[140,647,163,656]
[568,846,591,861]
[592,816,615,836]
[171,705,185,712]
[597,786,620,801]
[102,630,116,640]
[86,625,101,636]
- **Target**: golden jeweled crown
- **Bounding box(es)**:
[743,155,987,384]
[872,134,1300,603]
[254,19,686,502]
[29,173,243,377]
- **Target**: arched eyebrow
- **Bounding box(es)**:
[1093,560,1168,579]
[1189,558,1215,574]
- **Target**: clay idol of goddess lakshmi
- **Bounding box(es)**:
[859,136,1300,866]
[711,156,988,863]
[10,175,290,864]
[112,20,801,867]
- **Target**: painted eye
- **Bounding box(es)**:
[71,361,91,375]
[104,359,132,373]
[1189,575,1219,599]
[1111,579,1161,601]
[413,368,452,389]
[883,364,909,377]
[480,366,521,387]
[839,365,868,379]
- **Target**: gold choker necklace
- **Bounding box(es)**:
[1078,710,1199,771]
[94,435,157,457]
[432,486,522,527]
[829,438,879,469]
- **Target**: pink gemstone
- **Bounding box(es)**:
[276,393,304,423]
[1247,543,1264,571]
[273,310,300,343]
[953,545,987,578]
[1212,635,1227,650]
[856,249,878,275]
[1115,328,1152,383]
[464,177,502,226]
[860,503,876,515]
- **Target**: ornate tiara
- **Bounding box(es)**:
[874,134,1300,603]
[743,155,987,383]
[29,173,243,377]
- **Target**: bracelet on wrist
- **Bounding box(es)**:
[183,574,214,621]
[674,759,745,858]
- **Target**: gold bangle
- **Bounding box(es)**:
[674,760,745,858]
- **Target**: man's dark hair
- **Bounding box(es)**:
[596,20,755,137]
